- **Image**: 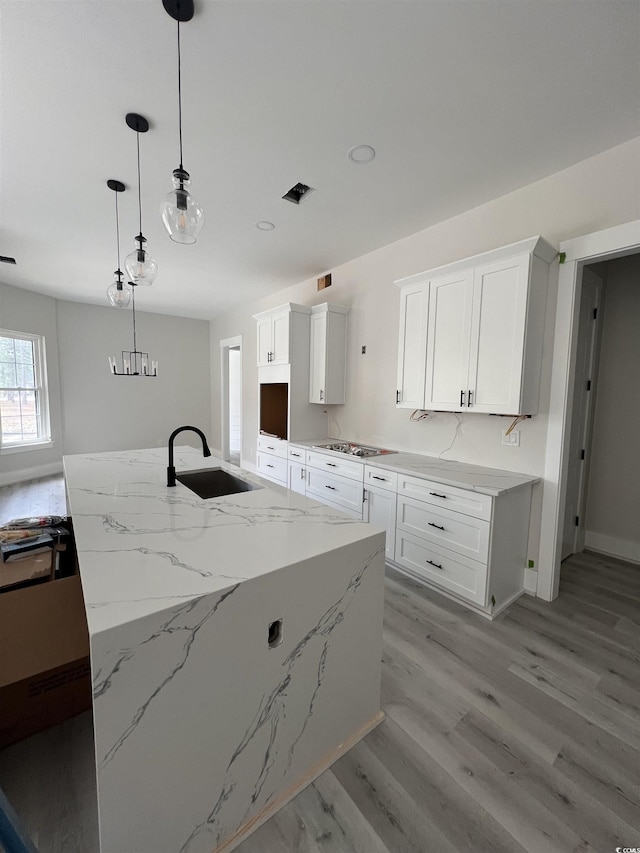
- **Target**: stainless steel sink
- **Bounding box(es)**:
[176,468,262,499]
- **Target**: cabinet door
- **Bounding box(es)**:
[309,312,327,403]
[424,269,474,411]
[396,283,428,409]
[257,318,272,366]
[364,485,396,561]
[288,461,306,494]
[468,254,530,414]
[270,309,290,365]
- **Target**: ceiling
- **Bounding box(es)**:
[1,1,639,321]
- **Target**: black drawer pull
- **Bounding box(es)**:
[291,452,300,457]
[372,475,386,481]
[429,492,447,499]
[426,559,443,570]
[325,485,336,490]
[326,462,337,467]
[428,522,445,531]
[267,446,274,450]
[266,464,274,468]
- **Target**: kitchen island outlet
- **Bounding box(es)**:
[64,446,384,853]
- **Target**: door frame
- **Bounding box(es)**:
[219,335,242,464]
[561,267,603,560]
[538,220,640,601]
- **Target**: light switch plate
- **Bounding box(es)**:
[502,429,520,446]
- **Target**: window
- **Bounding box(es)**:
[0,330,51,449]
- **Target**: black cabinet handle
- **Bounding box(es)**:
[460,389,466,407]
[426,559,443,570]
[267,446,274,450]
[325,485,336,490]
[468,389,473,407]
[266,464,274,468]
[396,390,401,404]
[429,491,447,499]
[326,462,337,467]
[428,522,445,531]
[372,475,386,481]
[291,452,300,457]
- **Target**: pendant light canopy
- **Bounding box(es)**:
[106,179,131,309]
[124,113,158,285]
[159,0,204,244]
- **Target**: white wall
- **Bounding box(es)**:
[56,300,211,455]
[209,137,640,569]
[584,254,640,562]
[0,283,64,481]
[0,284,211,484]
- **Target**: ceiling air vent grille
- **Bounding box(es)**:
[282,182,315,205]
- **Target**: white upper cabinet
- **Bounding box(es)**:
[309,303,349,404]
[253,304,309,367]
[395,236,556,416]
[424,268,474,411]
[396,282,429,409]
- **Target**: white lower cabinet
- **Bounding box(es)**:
[391,474,533,618]
[305,468,364,516]
[363,484,396,561]
[288,460,306,494]
[256,435,288,485]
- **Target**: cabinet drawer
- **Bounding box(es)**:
[396,496,490,563]
[288,446,307,462]
[306,450,364,482]
[309,493,363,520]
[257,436,288,459]
[396,474,492,521]
[363,465,398,492]
[305,468,364,515]
[394,531,488,605]
[256,452,287,485]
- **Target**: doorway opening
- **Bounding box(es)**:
[538,220,640,601]
[220,336,242,466]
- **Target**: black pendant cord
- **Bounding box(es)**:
[177,19,184,169]
[114,189,122,281]
[136,130,143,238]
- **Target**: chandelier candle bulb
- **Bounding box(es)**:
[108,357,117,374]
[152,360,158,376]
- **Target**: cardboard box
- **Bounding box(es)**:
[0,550,53,591]
[0,574,91,747]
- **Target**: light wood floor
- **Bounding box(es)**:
[0,474,67,527]
[0,549,638,852]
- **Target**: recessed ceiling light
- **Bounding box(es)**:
[348,144,376,164]
[256,221,275,231]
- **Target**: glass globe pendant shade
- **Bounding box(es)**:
[159,168,204,244]
[107,275,131,308]
[124,236,158,286]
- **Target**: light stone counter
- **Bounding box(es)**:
[289,439,539,496]
[64,447,384,853]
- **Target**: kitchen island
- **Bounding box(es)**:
[63,446,385,853]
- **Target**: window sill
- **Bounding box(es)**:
[0,440,54,455]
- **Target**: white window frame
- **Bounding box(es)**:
[0,328,52,453]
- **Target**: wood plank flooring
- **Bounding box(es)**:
[0,550,638,853]
[0,475,66,527]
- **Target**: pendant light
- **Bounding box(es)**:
[108,284,158,378]
[106,179,131,309]
[124,113,158,285]
[159,0,204,244]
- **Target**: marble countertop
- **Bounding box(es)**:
[289,438,539,496]
[64,447,376,638]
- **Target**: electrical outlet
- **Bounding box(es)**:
[502,429,520,447]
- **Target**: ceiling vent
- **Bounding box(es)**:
[282,182,315,205]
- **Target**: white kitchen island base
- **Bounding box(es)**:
[64,448,385,853]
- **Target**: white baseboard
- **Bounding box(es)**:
[584,530,640,565]
[0,461,64,488]
[524,567,538,595]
